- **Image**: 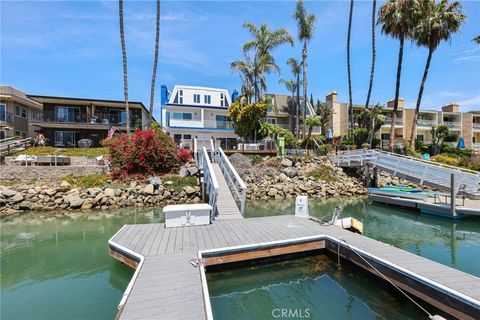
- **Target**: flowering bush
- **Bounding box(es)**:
[178,148,192,164]
[109,130,178,178]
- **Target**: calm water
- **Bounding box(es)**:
[1,198,479,319]
[207,254,426,319]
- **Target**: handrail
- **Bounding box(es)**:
[201,147,219,218]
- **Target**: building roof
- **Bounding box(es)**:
[0,85,43,110]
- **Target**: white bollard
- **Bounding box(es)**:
[295,196,309,217]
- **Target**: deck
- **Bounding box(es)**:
[109,215,480,320]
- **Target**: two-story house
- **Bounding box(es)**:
[0,86,43,140]
[161,85,238,150]
[29,95,150,147]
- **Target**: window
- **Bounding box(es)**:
[417,135,424,142]
[266,118,277,125]
[56,107,80,122]
[0,104,5,121]
[0,131,5,140]
[172,112,192,120]
[193,94,201,103]
[204,95,211,104]
[55,131,76,147]
[220,93,228,107]
[15,130,21,137]
[179,90,183,104]
[173,134,182,144]
[15,105,27,118]
[216,115,228,128]
[183,134,192,140]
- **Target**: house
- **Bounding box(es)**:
[161,85,238,150]
[28,94,150,147]
[0,86,43,140]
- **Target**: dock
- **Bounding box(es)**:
[109,215,480,320]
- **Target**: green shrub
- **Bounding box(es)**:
[430,154,460,166]
[64,173,109,188]
[307,164,337,182]
[246,154,264,165]
[166,175,198,192]
[16,147,108,158]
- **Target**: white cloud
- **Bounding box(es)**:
[452,46,480,63]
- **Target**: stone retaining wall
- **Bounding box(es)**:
[0,165,106,181]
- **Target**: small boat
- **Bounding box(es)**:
[368,185,431,200]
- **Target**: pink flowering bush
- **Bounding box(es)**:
[109,130,178,178]
[177,148,193,164]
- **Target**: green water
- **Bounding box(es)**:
[207,254,426,319]
[1,198,479,319]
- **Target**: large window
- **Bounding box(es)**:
[172,112,192,120]
[220,93,228,107]
[15,105,27,118]
[216,115,227,128]
[56,107,80,122]
[55,131,76,147]
[193,94,200,103]
[0,104,5,121]
[204,95,211,104]
[179,90,183,104]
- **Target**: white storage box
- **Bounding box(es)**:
[163,204,212,228]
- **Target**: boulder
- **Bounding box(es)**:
[104,188,115,197]
[267,188,278,197]
[59,181,71,189]
[87,188,102,197]
[281,158,293,167]
[148,177,162,187]
[183,186,196,196]
[81,199,93,210]
[143,184,155,195]
[187,167,199,176]
[179,167,189,177]
[68,196,84,208]
[282,167,298,178]
[10,193,24,203]
[1,189,16,197]
[19,201,34,210]
[44,188,57,196]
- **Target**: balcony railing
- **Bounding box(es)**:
[383,118,404,125]
[168,118,235,129]
[443,121,461,129]
[0,112,13,124]
[472,123,480,130]
[473,143,480,150]
[33,111,141,128]
[416,119,437,127]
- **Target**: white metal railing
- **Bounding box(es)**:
[383,118,404,125]
[443,121,461,129]
[472,123,480,130]
[213,147,247,215]
[199,147,219,218]
[417,119,438,127]
[330,149,480,194]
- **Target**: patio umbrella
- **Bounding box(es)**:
[457,137,465,149]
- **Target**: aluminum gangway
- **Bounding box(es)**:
[330,149,480,196]
[196,139,247,220]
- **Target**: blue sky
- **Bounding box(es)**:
[1,0,479,120]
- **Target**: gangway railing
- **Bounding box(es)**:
[213,147,247,215]
[198,147,219,218]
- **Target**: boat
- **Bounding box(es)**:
[368,186,432,200]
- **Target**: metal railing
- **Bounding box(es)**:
[0,112,13,124]
[199,147,219,218]
[33,111,141,128]
[0,137,33,156]
[443,121,461,129]
[383,118,404,125]
[417,119,437,127]
[472,123,480,130]
[213,147,247,215]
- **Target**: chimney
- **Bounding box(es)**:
[160,85,169,105]
[387,98,404,109]
[326,91,338,103]
[442,103,459,113]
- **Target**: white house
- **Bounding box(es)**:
[161,85,239,150]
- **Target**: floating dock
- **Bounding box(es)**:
[109,215,480,320]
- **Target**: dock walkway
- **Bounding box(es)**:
[211,163,243,220]
[109,215,480,320]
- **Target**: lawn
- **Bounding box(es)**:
[14,147,109,158]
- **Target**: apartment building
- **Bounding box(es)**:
[29,95,150,147]
[0,86,43,140]
[161,85,238,149]
[326,91,479,151]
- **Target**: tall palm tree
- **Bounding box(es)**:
[408,0,465,151]
[279,78,297,133]
[293,0,316,136]
[242,22,293,101]
[118,0,130,135]
[148,0,160,130]
[231,55,255,103]
[365,0,377,109]
[287,58,302,139]
[378,0,414,151]
[347,0,355,136]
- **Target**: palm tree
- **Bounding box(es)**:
[118,0,130,135]
[304,115,321,149]
[316,100,333,135]
[365,0,377,109]
[231,55,255,103]
[368,103,385,146]
[473,35,480,44]
[293,0,316,136]
[287,57,302,139]
[279,78,297,133]
[242,22,293,101]
[378,0,414,152]
[347,0,355,136]
[148,0,160,130]
[407,0,466,152]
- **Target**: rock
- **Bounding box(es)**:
[183,186,196,196]
[274,194,284,200]
[179,166,189,177]
[10,193,24,203]
[1,208,18,216]
[104,188,115,197]
[19,201,33,210]
[164,181,173,185]
[44,188,57,196]
[81,199,93,210]
[267,188,278,197]
[282,167,298,178]
[1,189,16,197]
[163,190,171,198]
[68,196,84,208]
[87,188,102,197]
[187,167,199,176]
[59,181,71,189]
[148,177,162,187]
[281,158,293,167]
[143,184,155,195]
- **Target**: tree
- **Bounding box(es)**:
[407,0,466,151]
[242,22,293,101]
[258,122,273,139]
[365,0,377,109]
[473,35,480,44]
[231,54,255,103]
[431,125,450,155]
[378,0,415,151]
[148,0,160,130]
[347,0,355,136]
[293,0,316,136]
[367,103,385,146]
[228,101,268,140]
[287,57,302,139]
[315,100,333,135]
[279,78,297,133]
[305,115,321,140]
[119,0,130,135]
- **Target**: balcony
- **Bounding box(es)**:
[472,123,480,130]
[0,112,13,125]
[443,121,461,130]
[383,118,404,126]
[168,119,234,130]
[416,119,437,127]
[33,111,141,128]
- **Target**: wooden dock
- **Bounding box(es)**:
[109,215,480,320]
